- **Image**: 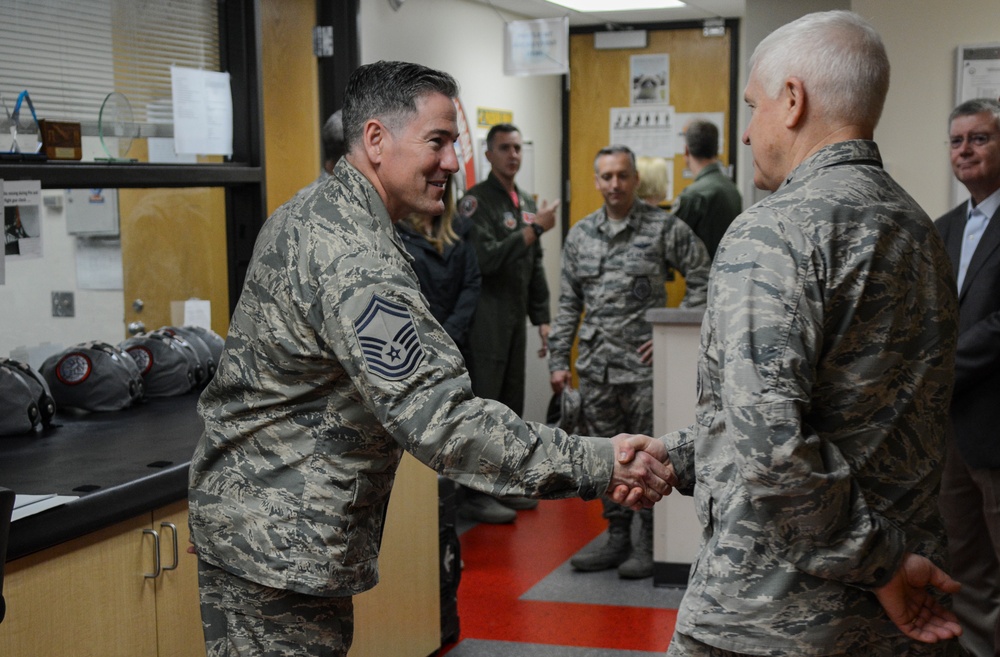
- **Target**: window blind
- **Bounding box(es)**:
[0,0,219,127]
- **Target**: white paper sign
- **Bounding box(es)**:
[4,179,42,259]
[504,17,569,77]
[184,298,212,329]
[171,66,234,156]
[610,106,676,158]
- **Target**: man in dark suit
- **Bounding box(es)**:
[936,97,1000,657]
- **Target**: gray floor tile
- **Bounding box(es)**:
[521,529,686,610]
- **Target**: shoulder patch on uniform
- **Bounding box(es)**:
[458,194,478,218]
[353,294,425,381]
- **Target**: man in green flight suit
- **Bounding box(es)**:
[459,123,559,523]
[672,118,742,261]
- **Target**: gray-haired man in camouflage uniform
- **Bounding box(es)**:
[615,10,966,657]
[188,60,673,657]
[550,144,709,579]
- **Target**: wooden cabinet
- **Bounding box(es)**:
[0,457,440,657]
[0,501,204,657]
[351,454,441,657]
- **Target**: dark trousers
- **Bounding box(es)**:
[939,440,1000,657]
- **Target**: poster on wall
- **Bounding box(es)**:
[630,54,670,106]
[610,106,676,158]
[453,97,477,193]
[4,179,42,259]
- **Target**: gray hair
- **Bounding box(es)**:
[750,10,889,129]
[321,110,346,162]
[593,144,637,173]
[949,98,1000,130]
[343,60,459,149]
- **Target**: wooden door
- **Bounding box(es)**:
[261,0,321,213]
[568,26,735,230]
[119,178,231,339]
[563,26,734,381]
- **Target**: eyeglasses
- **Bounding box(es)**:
[948,133,1000,149]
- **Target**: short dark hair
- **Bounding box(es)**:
[593,144,636,173]
[486,123,520,151]
[322,110,346,162]
[685,120,719,160]
[343,60,459,149]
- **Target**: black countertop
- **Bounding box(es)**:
[0,394,203,561]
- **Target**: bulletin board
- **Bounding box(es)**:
[564,22,739,230]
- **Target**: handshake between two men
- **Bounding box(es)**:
[605,434,676,510]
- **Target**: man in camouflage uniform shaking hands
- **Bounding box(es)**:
[615,10,966,657]
[188,60,673,657]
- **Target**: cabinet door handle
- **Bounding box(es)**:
[143,528,161,578]
[160,521,179,571]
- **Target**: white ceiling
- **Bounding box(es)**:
[464,0,745,27]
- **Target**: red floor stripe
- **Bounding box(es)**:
[451,498,677,652]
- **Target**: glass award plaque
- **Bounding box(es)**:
[97,92,139,162]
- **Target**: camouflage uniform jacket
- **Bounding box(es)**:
[664,140,959,655]
[548,200,709,384]
[461,173,550,364]
[188,159,614,597]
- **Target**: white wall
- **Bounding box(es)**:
[359,0,564,422]
[0,186,125,369]
[739,0,995,218]
[855,0,995,219]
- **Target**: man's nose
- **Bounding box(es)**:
[442,144,459,174]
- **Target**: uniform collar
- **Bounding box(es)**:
[332,158,408,253]
[694,161,723,181]
[597,197,644,233]
[782,139,882,189]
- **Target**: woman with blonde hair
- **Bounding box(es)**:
[396,178,482,361]
[635,155,669,207]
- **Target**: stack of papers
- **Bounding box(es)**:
[12,494,79,522]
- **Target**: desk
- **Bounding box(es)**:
[0,394,440,657]
[646,307,703,586]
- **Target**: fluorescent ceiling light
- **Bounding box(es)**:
[547,0,686,11]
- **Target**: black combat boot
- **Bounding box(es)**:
[570,518,632,571]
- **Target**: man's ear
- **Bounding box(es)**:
[362,119,386,164]
[784,77,806,129]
